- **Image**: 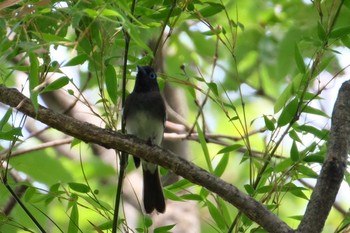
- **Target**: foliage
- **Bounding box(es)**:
[1,0,350,232]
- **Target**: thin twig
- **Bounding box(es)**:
[0,138,73,160]
[112,0,136,232]
[1,161,46,233]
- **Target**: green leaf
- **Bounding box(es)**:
[180,193,203,201]
[217,197,232,225]
[341,36,350,48]
[298,165,318,178]
[303,155,324,163]
[67,193,78,210]
[290,141,299,162]
[127,23,152,54]
[187,3,194,11]
[144,216,153,228]
[71,138,82,148]
[0,127,23,140]
[163,189,183,201]
[239,150,250,164]
[196,123,213,172]
[68,202,79,233]
[83,9,100,18]
[317,21,326,41]
[257,167,274,188]
[229,116,239,122]
[274,74,302,114]
[198,2,225,18]
[154,224,176,233]
[241,213,253,227]
[302,105,329,118]
[345,0,350,8]
[274,158,293,173]
[68,182,90,193]
[289,129,302,143]
[78,194,113,212]
[207,82,218,96]
[295,125,328,140]
[288,185,308,200]
[337,212,350,231]
[105,64,118,103]
[289,215,304,221]
[8,65,31,72]
[263,115,275,131]
[101,8,122,17]
[330,25,350,38]
[294,43,305,73]
[206,200,226,230]
[214,153,229,177]
[95,220,113,231]
[166,179,192,191]
[41,77,69,93]
[301,141,317,154]
[277,97,299,127]
[0,108,12,130]
[302,91,322,100]
[244,184,255,195]
[256,185,273,194]
[68,89,75,95]
[24,186,37,202]
[200,187,210,199]
[64,54,89,67]
[45,183,62,205]
[32,32,69,43]
[316,55,335,78]
[217,144,243,154]
[150,6,182,20]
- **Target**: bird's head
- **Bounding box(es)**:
[134,65,159,92]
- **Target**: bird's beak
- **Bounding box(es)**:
[137,65,145,75]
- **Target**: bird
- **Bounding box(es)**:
[122,65,166,214]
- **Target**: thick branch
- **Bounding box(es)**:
[0,86,293,233]
[297,81,350,233]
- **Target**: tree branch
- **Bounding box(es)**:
[297,80,350,233]
[0,86,293,232]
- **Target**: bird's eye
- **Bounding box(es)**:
[149,72,157,79]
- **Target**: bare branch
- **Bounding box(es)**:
[297,81,350,233]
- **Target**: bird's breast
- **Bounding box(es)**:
[125,111,164,145]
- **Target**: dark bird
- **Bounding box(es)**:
[123,65,166,214]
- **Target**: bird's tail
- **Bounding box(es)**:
[142,165,166,214]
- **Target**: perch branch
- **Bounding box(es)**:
[0,86,293,232]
